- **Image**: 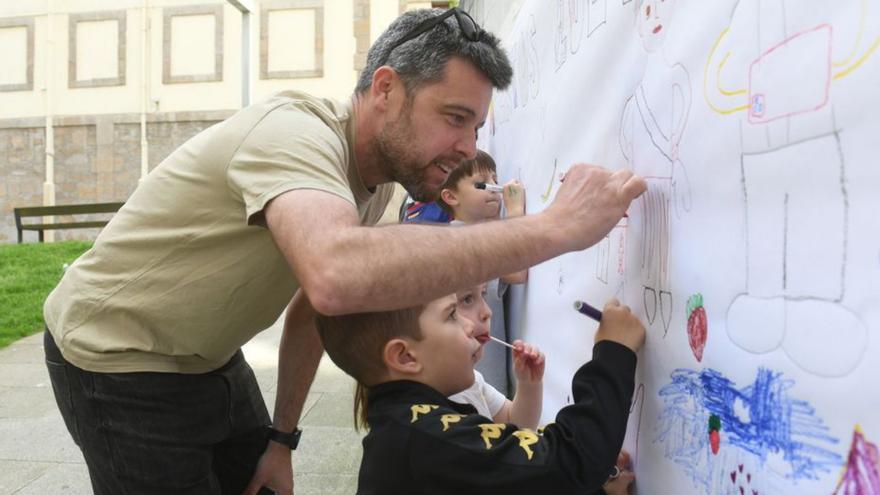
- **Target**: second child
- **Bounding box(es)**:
[438,150,527,395]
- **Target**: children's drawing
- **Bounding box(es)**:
[833,425,880,495]
[728,462,761,495]
[588,0,607,37]
[708,414,721,455]
[540,159,562,204]
[620,0,692,335]
[628,383,646,469]
[594,216,628,298]
[655,367,841,494]
[703,0,874,377]
[512,14,540,110]
[554,0,586,71]
[686,293,707,362]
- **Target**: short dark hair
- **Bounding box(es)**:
[436,150,498,216]
[355,9,512,95]
[315,305,426,430]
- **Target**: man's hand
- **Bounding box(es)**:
[512,340,545,384]
[544,164,646,252]
[594,299,646,353]
[242,441,294,495]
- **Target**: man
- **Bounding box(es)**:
[43,8,646,495]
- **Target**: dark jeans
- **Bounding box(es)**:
[44,330,274,495]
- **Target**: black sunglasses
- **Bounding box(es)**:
[383,8,485,63]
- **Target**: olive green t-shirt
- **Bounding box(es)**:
[44,90,394,373]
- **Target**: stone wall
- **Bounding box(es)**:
[0,111,232,243]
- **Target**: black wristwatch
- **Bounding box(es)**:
[267,426,302,450]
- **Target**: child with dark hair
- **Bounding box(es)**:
[436,150,527,396]
[315,293,643,495]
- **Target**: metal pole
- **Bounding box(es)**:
[227,0,254,108]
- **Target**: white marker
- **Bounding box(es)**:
[475,182,504,193]
[489,335,516,349]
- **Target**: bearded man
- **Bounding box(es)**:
[43,8,645,495]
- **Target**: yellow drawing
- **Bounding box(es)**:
[704,0,879,119]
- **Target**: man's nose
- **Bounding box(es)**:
[454,129,478,160]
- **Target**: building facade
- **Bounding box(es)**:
[0,0,442,242]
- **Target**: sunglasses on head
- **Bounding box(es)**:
[383,8,485,64]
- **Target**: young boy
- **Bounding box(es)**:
[450,283,544,430]
[315,294,644,494]
[452,283,635,495]
[437,150,527,396]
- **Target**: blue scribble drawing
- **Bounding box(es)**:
[655,367,841,494]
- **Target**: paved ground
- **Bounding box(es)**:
[0,316,363,494]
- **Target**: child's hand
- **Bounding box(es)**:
[594,299,646,353]
[502,180,526,217]
[602,450,635,495]
[512,340,544,384]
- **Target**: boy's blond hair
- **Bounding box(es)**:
[315,305,425,430]
[436,150,498,216]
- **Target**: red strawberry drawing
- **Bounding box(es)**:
[687,293,708,362]
[709,414,721,455]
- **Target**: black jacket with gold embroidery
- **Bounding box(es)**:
[357,341,637,494]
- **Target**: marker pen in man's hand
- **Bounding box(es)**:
[475,182,504,193]
[573,300,603,322]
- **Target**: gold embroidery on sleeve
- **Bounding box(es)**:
[478,423,507,449]
[410,404,439,423]
[441,414,465,431]
[512,429,540,460]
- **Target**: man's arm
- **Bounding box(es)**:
[266,164,645,315]
[243,290,324,495]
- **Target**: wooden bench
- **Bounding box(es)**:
[13,202,124,243]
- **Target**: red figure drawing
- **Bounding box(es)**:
[687,293,708,362]
[833,426,880,495]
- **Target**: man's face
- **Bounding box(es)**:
[375,57,493,202]
[637,0,676,52]
[412,294,482,396]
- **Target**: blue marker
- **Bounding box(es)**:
[573,300,602,322]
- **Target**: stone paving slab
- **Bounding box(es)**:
[0,318,363,494]
[6,461,91,495]
[0,459,54,494]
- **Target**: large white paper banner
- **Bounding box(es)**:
[480,1,880,493]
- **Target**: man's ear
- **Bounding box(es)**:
[370,66,399,112]
[440,188,459,208]
[383,338,423,376]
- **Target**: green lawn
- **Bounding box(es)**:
[0,241,92,348]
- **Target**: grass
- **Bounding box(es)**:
[0,241,92,349]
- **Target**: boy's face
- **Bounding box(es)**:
[456,284,492,363]
[447,170,502,221]
[413,294,483,396]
